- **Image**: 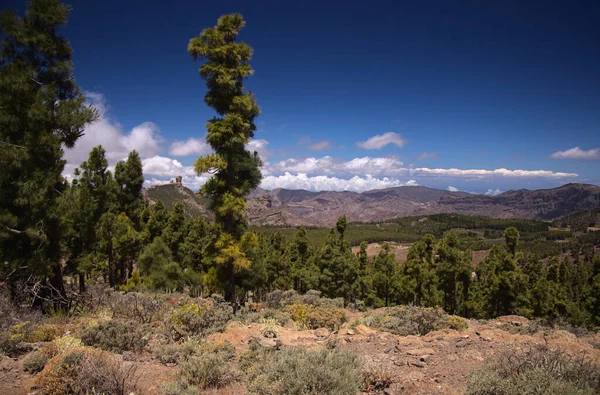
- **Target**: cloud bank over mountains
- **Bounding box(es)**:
[63,93,583,194]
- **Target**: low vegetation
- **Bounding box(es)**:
[37,347,139,395]
[245,347,362,395]
[78,319,149,353]
[467,345,600,394]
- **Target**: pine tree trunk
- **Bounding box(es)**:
[79,272,86,293]
[50,262,67,311]
[108,241,115,286]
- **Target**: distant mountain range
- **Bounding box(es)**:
[144,182,600,227]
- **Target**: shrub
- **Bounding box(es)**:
[238,307,292,327]
[37,347,139,395]
[51,335,83,354]
[246,347,362,395]
[260,318,279,338]
[23,350,51,373]
[167,298,232,340]
[78,319,149,353]
[105,291,171,323]
[467,345,600,395]
[369,306,454,336]
[161,340,234,392]
[25,324,63,342]
[154,338,235,365]
[0,330,22,357]
[285,304,346,330]
[361,361,394,393]
[263,290,300,309]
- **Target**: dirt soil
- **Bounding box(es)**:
[3,315,599,395]
[351,242,491,267]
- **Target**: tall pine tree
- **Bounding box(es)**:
[0,0,97,306]
[188,14,262,310]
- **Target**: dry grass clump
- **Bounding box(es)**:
[361,360,394,393]
[37,347,139,395]
[467,345,600,395]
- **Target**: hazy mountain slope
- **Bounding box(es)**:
[143,183,600,227]
[144,183,214,220]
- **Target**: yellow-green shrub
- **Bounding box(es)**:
[284,304,346,330]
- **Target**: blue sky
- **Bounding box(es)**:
[7,0,599,193]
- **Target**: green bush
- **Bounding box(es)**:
[161,340,234,393]
[78,319,149,353]
[166,298,232,340]
[368,305,455,336]
[263,289,344,310]
[284,303,346,330]
[467,345,600,395]
[154,338,235,365]
[0,331,22,357]
[246,347,362,395]
[23,350,51,373]
[38,347,139,395]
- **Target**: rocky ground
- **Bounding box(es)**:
[2,314,599,395]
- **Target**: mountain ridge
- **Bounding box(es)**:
[143,182,600,227]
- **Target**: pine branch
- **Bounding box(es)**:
[3,225,25,235]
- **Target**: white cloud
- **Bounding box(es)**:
[447,186,459,192]
[266,156,404,177]
[63,92,163,178]
[169,137,212,157]
[142,156,197,177]
[550,146,600,160]
[356,132,407,149]
[246,139,271,160]
[265,155,576,180]
[260,173,418,192]
[416,152,440,160]
[485,188,503,196]
[308,140,332,151]
[412,167,577,178]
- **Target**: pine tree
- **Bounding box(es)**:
[164,201,186,261]
[189,14,262,309]
[114,150,145,227]
[143,200,168,244]
[60,146,111,292]
[0,0,97,306]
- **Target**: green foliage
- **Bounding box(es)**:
[284,303,347,330]
[38,347,139,395]
[467,345,600,395]
[0,0,98,302]
[154,338,235,365]
[246,347,362,395]
[167,298,233,340]
[161,340,235,393]
[367,306,464,336]
[188,13,263,307]
[23,350,51,373]
[78,319,149,353]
